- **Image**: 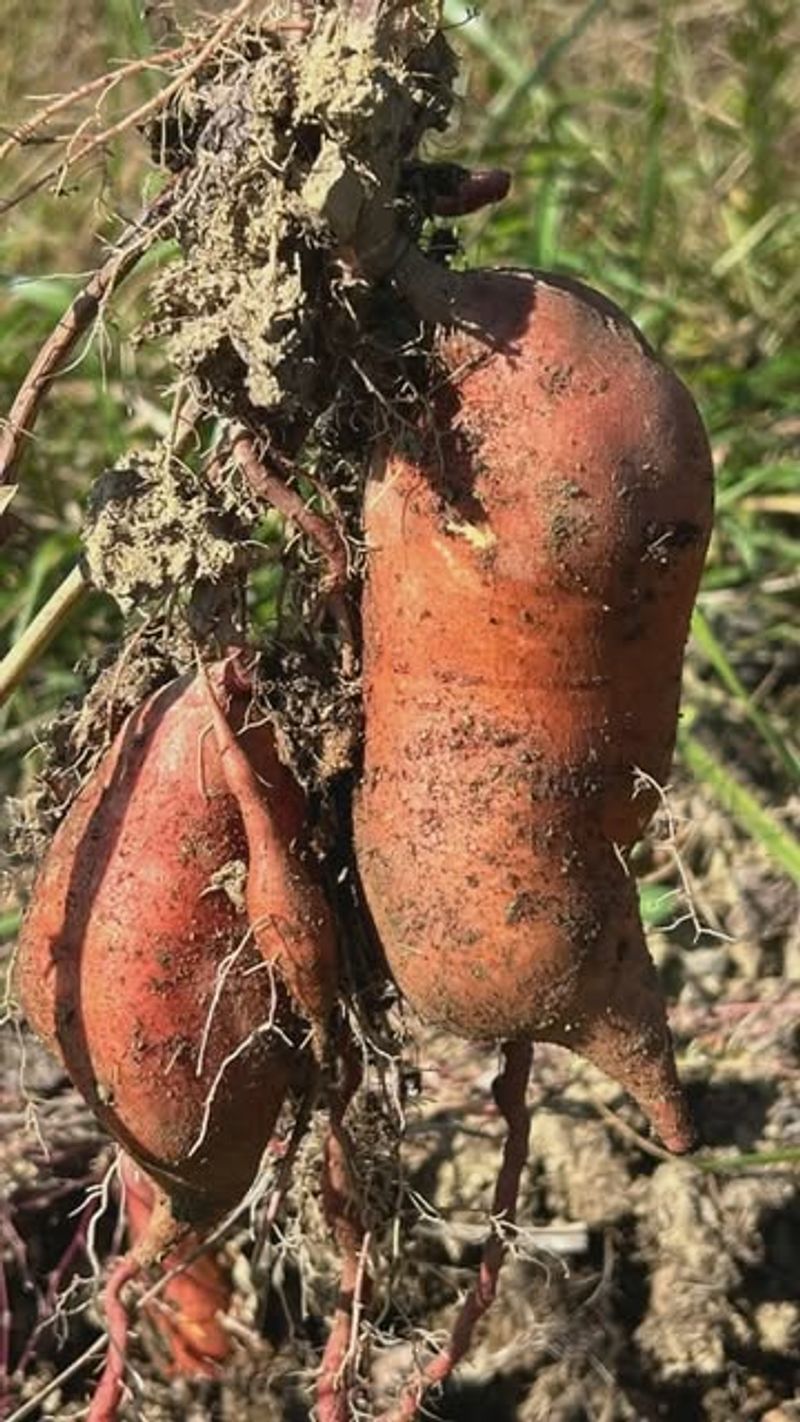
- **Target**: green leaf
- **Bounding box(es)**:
[0,909,21,944]
[639,882,681,929]
[442,2,527,84]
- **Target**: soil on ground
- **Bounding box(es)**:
[2,861,798,1421]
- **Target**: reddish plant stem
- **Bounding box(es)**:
[0,1258,10,1422]
[317,1041,370,1422]
[0,1212,29,1298]
[85,1255,141,1422]
[87,1192,184,1422]
[231,432,355,660]
[380,1039,533,1422]
[14,1197,99,1380]
[231,433,350,590]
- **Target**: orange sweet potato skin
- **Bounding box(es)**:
[16,668,309,1218]
[120,1154,232,1376]
[354,271,713,1148]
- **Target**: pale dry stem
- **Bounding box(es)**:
[634,765,732,943]
[0,566,88,711]
[0,43,194,166]
[0,0,299,217]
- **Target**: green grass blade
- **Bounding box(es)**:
[638,0,672,264]
[711,203,793,280]
[441,1,527,85]
[482,0,607,146]
[0,910,21,944]
[694,1148,800,1174]
[678,731,800,883]
[529,173,566,267]
[692,607,799,782]
[716,460,800,511]
[104,0,154,64]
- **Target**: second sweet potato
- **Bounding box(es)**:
[16,663,312,1220]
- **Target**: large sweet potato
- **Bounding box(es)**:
[16,663,333,1419]
[355,269,714,1153]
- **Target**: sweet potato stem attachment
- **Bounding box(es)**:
[120,1154,232,1378]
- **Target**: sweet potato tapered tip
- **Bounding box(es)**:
[198,657,339,1043]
